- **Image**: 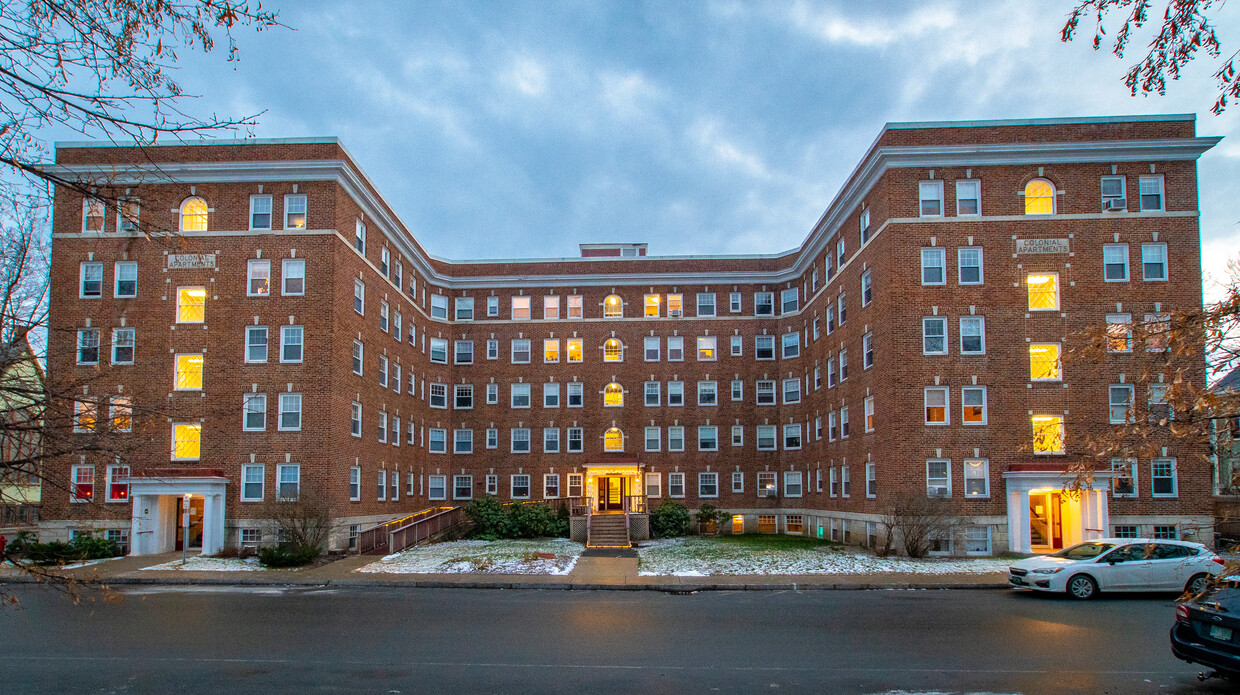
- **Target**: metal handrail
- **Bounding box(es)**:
[387,506,464,554]
[355,506,454,554]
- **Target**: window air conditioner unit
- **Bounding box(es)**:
[1105,198,1127,211]
[669,309,682,318]
[758,486,777,498]
[927,486,949,498]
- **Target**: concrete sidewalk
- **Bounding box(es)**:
[1,551,1011,592]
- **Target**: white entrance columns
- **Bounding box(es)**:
[125,470,230,556]
[1002,463,1114,555]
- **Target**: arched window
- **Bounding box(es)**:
[604,427,624,452]
[180,197,209,231]
[603,294,623,318]
[1024,179,1055,215]
[604,383,624,407]
[603,338,623,362]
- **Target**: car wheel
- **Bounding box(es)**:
[1067,574,1097,600]
[1186,573,1211,596]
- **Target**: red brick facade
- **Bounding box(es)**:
[40,116,1220,554]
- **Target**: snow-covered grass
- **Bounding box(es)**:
[358,538,582,575]
[140,556,267,572]
[636,537,1013,576]
[59,556,123,570]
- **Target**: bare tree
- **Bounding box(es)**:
[1062,0,1240,114]
[878,493,959,559]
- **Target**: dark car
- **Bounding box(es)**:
[1171,578,1240,681]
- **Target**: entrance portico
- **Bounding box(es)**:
[1004,462,1112,554]
[127,468,229,556]
[583,461,643,513]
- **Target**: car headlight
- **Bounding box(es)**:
[1031,567,1064,574]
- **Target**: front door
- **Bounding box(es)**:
[1029,492,1064,550]
[174,496,205,551]
[598,476,626,512]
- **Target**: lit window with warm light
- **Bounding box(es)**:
[603,338,623,362]
[1032,415,1064,454]
[1024,179,1055,214]
[172,423,201,460]
[175,354,204,390]
[566,338,583,363]
[604,383,624,407]
[179,197,208,231]
[603,294,623,318]
[544,338,560,363]
[1029,343,1061,381]
[175,287,207,323]
[1026,274,1059,310]
[604,427,624,452]
[645,294,660,317]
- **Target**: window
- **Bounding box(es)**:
[455,297,474,321]
[921,248,946,285]
[861,270,872,306]
[430,295,448,320]
[510,383,531,408]
[567,474,583,498]
[428,428,447,453]
[350,340,365,375]
[956,179,980,215]
[109,396,132,433]
[732,425,744,446]
[1113,524,1139,539]
[353,280,365,315]
[110,327,135,364]
[1142,242,1168,281]
[380,248,390,276]
[781,332,799,359]
[1027,273,1059,310]
[1032,415,1064,454]
[81,197,106,232]
[567,427,584,453]
[732,471,744,493]
[1145,312,1170,352]
[604,382,624,407]
[965,527,992,556]
[668,426,685,452]
[73,399,97,433]
[1106,313,1133,352]
[644,294,661,317]
[837,293,847,325]
[1153,525,1179,540]
[429,338,448,364]
[781,288,799,314]
[71,464,94,502]
[698,426,718,451]
[959,316,985,355]
[1138,175,1164,211]
[486,428,498,449]
[644,336,660,361]
[1103,244,1129,281]
[864,395,875,432]
[756,426,776,451]
[782,379,801,404]
[454,429,473,454]
[1024,179,1055,214]
[644,381,660,406]
[697,336,717,360]
[567,382,584,407]
[919,180,944,216]
[180,197,208,231]
[668,472,686,498]
[428,475,447,500]
[958,247,983,285]
[350,402,361,437]
[1101,175,1126,211]
[487,296,500,317]
[755,335,775,360]
[114,261,137,298]
[543,295,560,320]
[510,296,531,320]
[243,393,266,431]
[280,258,306,296]
[1111,458,1137,497]
[731,380,743,401]
[667,381,684,407]
[603,338,623,362]
[837,237,846,269]
[249,194,272,230]
[962,386,987,425]
[455,340,474,365]
[511,428,531,453]
[754,292,774,316]
[454,384,474,409]
[963,459,989,497]
[782,471,803,498]
[1152,458,1177,496]
[484,339,499,360]
[866,463,877,498]
[858,208,872,245]
[922,317,947,355]
[172,287,205,324]
[644,426,660,452]
[377,411,387,442]
[115,197,140,233]
[1148,383,1172,424]
[542,473,560,498]
[1029,343,1061,380]
[645,473,661,498]
[543,382,560,408]
[172,423,201,460]
[453,475,473,500]
[698,472,719,497]
[757,472,777,498]
[783,423,802,449]
[174,353,203,390]
[567,338,583,363]
[284,193,307,229]
[729,292,742,313]
[354,220,366,254]
[603,294,623,318]
[926,460,950,497]
[604,427,624,452]
[755,380,775,406]
[280,325,303,363]
[828,411,837,440]
[924,387,949,425]
[240,464,264,502]
[697,293,715,316]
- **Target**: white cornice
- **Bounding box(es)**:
[42,134,1221,289]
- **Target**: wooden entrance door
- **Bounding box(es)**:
[598,476,627,512]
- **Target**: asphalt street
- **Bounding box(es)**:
[0,585,1234,694]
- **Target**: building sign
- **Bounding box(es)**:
[167,253,216,269]
[1015,239,1070,255]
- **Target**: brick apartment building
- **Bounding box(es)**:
[37,114,1219,556]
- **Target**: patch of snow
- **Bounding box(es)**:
[57,557,122,570]
[636,538,1012,576]
[357,538,584,575]
[141,556,267,572]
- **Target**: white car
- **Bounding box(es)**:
[1008,538,1224,599]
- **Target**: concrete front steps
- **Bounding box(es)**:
[587,514,631,549]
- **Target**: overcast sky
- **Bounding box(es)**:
[140,1,1240,297]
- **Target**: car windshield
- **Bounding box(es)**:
[1050,542,1115,560]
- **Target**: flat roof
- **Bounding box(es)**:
[885,113,1196,130]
